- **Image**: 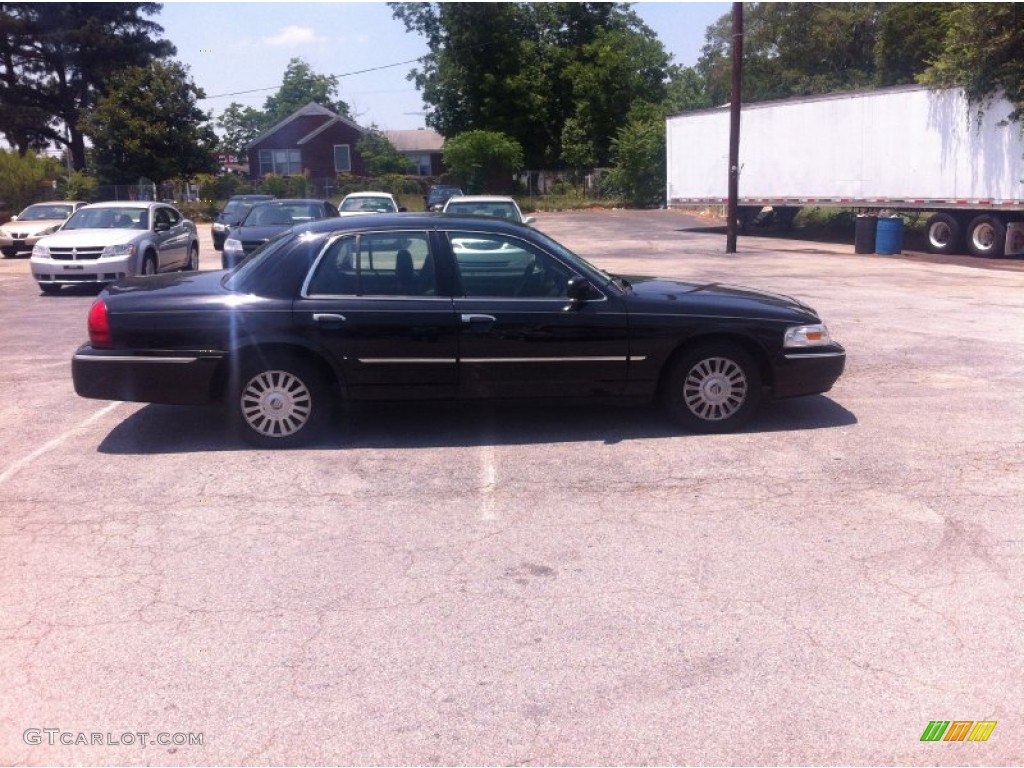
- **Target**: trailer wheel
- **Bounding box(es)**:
[925,213,963,255]
[966,214,1006,258]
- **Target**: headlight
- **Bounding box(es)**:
[224,238,244,257]
[784,323,832,348]
[32,244,49,258]
[101,243,137,258]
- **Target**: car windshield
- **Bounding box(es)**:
[428,187,461,202]
[242,203,323,226]
[340,196,395,213]
[19,204,74,221]
[63,207,148,230]
[445,201,520,221]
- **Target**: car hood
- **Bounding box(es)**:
[2,219,64,236]
[621,275,819,322]
[36,228,142,247]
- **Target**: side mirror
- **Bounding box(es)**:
[398,206,408,212]
[9,216,18,222]
[523,216,536,225]
[564,276,595,310]
[154,221,170,232]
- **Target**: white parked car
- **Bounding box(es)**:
[338,191,404,215]
[30,201,199,294]
[0,201,87,257]
[442,195,535,224]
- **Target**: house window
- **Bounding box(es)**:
[409,153,431,176]
[259,149,301,176]
[334,145,351,173]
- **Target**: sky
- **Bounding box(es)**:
[155,1,731,132]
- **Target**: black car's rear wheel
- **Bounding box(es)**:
[664,343,761,433]
[232,355,332,447]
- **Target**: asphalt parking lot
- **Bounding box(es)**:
[1,209,1021,765]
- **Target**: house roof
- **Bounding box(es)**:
[383,128,444,153]
[247,102,367,149]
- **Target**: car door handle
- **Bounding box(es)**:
[312,313,347,324]
[460,313,496,333]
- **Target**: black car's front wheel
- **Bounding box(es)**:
[664,343,761,433]
[232,355,333,447]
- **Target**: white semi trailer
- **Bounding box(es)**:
[666,84,1024,257]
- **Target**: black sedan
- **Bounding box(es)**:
[221,198,338,268]
[72,214,845,447]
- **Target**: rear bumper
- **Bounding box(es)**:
[72,344,223,405]
[771,346,846,399]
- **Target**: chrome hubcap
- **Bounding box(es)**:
[241,370,312,437]
[683,357,748,421]
[972,224,995,250]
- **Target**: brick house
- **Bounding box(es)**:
[247,103,446,182]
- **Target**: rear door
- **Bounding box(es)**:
[294,230,459,400]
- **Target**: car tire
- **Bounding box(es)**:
[142,253,158,276]
[38,283,61,295]
[183,243,199,271]
[232,354,333,448]
[925,212,964,255]
[965,214,1006,258]
[663,343,761,433]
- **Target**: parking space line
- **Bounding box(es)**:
[0,402,120,486]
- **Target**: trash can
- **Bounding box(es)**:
[875,216,904,255]
[854,214,877,254]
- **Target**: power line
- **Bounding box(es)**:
[200,55,427,101]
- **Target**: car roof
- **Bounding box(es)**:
[79,200,163,209]
[445,195,517,204]
[295,212,531,237]
[343,191,394,198]
[253,198,328,205]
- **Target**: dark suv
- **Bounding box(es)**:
[211,194,275,251]
[424,185,463,212]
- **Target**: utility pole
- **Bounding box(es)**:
[726,2,744,253]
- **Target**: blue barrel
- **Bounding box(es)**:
[875,216,904,255]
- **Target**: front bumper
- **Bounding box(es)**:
[32,253,135,286]
[771,345,846,399]
[72,344,224,406]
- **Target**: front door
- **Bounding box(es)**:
[445,230,630,399]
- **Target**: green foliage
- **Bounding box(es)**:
[390,2,675,167]
[874,3,951,87]
[258,174,309,198]
[217,103,267,159]
[58,170,100,202]
[604,116,665,208]
[356,131,412,176]
[0,150,61,212]
[263,58,351,124]
[919,3,1024,122]
[0,3,175,170]
[82,60,218,184]
[196,173,252,203]
[442,131,524,193]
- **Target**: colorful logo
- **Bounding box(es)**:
[921,721,997,742]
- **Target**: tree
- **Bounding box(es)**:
[216,103,267,159]
[605,104,666,207]
[262,58,351,124]
[215,58,352,157]
[696,3,881,105]
[442,130,524,193]
[390,2,676,167]
[874,3,952,87]
[82,61,218,184]
[0,149,61,212]
[356,130,411,176]
[0,3,175,169]
[919,3,1024,122]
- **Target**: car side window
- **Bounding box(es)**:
[165,207,181,225]
[154,207,170,228]
[447,232,571,299]
[306,232,436,297]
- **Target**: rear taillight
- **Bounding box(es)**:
[88,299,112,348]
